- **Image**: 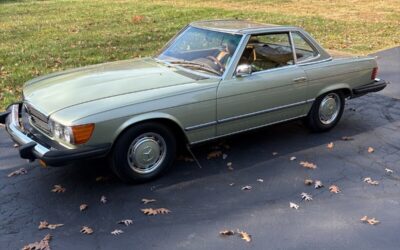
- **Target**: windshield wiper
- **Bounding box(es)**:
[166,60,222,76]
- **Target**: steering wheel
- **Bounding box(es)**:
[207,55,225,72]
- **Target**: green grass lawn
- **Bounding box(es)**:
[1,0,399,110]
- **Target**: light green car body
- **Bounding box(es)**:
[22,20,377,149]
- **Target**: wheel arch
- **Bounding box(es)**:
[316,83,352,98]
[113,112,189,148]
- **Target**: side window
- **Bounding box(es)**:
[238,33,294,72]
[291,32,319,62]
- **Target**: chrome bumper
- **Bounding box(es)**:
[5,104,50,158]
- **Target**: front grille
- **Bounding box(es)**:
[24,104,51,135]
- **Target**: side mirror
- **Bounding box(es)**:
[236,64,252,77]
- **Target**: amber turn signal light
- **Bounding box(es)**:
[71,124,95,144]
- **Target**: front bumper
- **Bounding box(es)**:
[353,79,388,96]
[0,104,111,166]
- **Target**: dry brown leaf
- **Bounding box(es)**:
[361,216,380,225]
[51,185,65,193]
[238,230,252,242]
[7,168,27,177]
[367,147,374,153]
[80,226,93,235]
[38,221,63,230]
[207,150,222,159]
[290,156,297,161]
[38,221,49,230]
[314,180,324,189]
[118,219,133,226]
[47,224,63,230]
[100,195,107,204]
[329,185,341,193]
[304,179,313,185]
[142,198,156,204]
[22,234,51,250]
[301,192,313,201]
[341,136,354,141]
[363,177,379,185]
[385,168,394,174]
[80,204,88,211]
[111,229,124,235]
[131,15,145,24]
[300,161,317,169]
[219,230,235,236]
[327,142,334,149]
[141,208,171,216]
[13,143,19,148]
[241,185,252,191]
[289,202,299,210]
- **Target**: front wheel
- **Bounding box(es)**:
[305,91,345,132]
[110,122,177,183]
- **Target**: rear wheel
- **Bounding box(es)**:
[306,91,345,132]
[110,122,176,183]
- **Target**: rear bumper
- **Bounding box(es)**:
[0,104,111,166]
[353,79,388,96]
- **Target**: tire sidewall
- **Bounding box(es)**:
[111,123,176,183]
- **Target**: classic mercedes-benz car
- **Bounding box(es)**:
[1,20,387,182]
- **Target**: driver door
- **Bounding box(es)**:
[216,32,310,136]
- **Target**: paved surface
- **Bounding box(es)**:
[1,47,399,250]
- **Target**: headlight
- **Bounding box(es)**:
[49,120,94,145]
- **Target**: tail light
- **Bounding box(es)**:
[371,67,378,80]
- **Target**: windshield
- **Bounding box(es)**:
[157,26,242,76]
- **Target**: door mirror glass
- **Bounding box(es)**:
[236,64,252,77]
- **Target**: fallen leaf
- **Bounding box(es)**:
[229,183,235,186]
[219,230,235,236]
[131,15,145,24]
[329,185,341,193]
[111,229,124,235]
[118,219,133,226]
[80,226,93,235]
[327,142,334,149]
[207,150,222,160]
[80,204,88,211]
[7,168,27,177]
[142,198,156,204]
[100,195,107,204]
[256,178,264,183]
[363,177,379,185]
[301,192,313,201]
[51,185,66,193]
[241,185,252,191]
[272,152,278,156]
[385,168,394,174]
[95,176,109,182]
[341,136,354,141]
[222,153,228,160]
[361,216,380,225]
[227,162,234,171]
[22,234,51,250]
[368,147,374,153]
[141,208,171,215]
[289,202,299,210]
[290,156,297,161]
[38,221,63,230]
[237,230,252,242]
[304,179,313,185]
[300,161,317,169]
[13,143,19,148]
[314,180,324,189]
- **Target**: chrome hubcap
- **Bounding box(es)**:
[318,93,341,125]
[127,132,166,174]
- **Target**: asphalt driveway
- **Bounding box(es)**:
[1,47,399,250]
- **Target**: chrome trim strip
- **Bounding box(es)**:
[218,99,314,124]
[184,99,315,131]
[185,121,217,131]
[298,57,333,66]
[190,114,307,145]
[6,104,50,157]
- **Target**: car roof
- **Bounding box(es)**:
[190,19,298,34]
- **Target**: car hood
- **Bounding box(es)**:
[23,58,199,115]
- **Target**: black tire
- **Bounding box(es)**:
[305,91,345,132]
[110,122,177,183]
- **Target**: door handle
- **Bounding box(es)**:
[293,77,307,83]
